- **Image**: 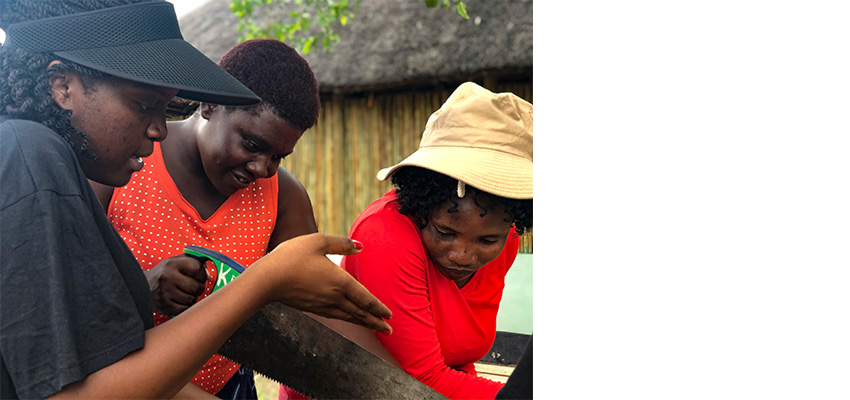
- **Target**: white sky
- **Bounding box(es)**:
[168,0,209,18]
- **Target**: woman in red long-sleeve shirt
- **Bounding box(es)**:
[343,82,533,400]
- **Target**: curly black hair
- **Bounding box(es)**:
[218,39,320,132]
[0,0,146,159]
[391,166,533,235]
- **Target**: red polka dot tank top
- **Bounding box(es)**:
[107,141,278,394]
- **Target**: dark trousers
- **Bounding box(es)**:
[215,366,258,400]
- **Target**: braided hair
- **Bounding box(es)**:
[0,0,146,158]
[218,39,321,132]
[391,166,533,235]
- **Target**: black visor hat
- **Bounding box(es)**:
[3,1,260,106]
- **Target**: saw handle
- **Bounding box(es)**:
[181,246,247,306]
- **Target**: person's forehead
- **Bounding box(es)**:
[434,195,484,215]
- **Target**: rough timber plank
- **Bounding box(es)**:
[474,362,516,383]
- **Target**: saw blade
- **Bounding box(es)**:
[217,302,447,400]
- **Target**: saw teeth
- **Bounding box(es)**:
[216,354,320,399]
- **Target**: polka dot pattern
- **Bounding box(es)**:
[108,142,279,394]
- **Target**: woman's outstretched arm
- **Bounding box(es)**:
[48,234,392,400]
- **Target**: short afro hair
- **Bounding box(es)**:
[391,166,533,235]
[218,39,320,132]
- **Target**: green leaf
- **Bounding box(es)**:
[302,37,315,54]
[456,1,469,19]
[230,2,242,14]
[230,1,248,17]
[424,0,438,7]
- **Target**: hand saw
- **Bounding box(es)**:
[184,246,447,400]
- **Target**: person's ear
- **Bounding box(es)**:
[200,103,221,120]
[47,61,76,111]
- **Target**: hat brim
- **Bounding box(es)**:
[377,146,533,199]
[56,39,260,106]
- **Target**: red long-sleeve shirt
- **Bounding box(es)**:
[342,191,518,400]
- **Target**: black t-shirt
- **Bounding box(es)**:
[0,117,154,399]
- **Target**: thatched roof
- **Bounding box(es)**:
[178,0,532,93]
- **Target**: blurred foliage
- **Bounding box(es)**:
[230,0,468,54]
[424,0,468,19]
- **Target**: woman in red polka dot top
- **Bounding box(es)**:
[90,39,339,399]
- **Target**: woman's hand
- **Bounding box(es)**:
[146,255,207,315]
[258,233,393,334]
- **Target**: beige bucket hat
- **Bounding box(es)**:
[377,82,533,199]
